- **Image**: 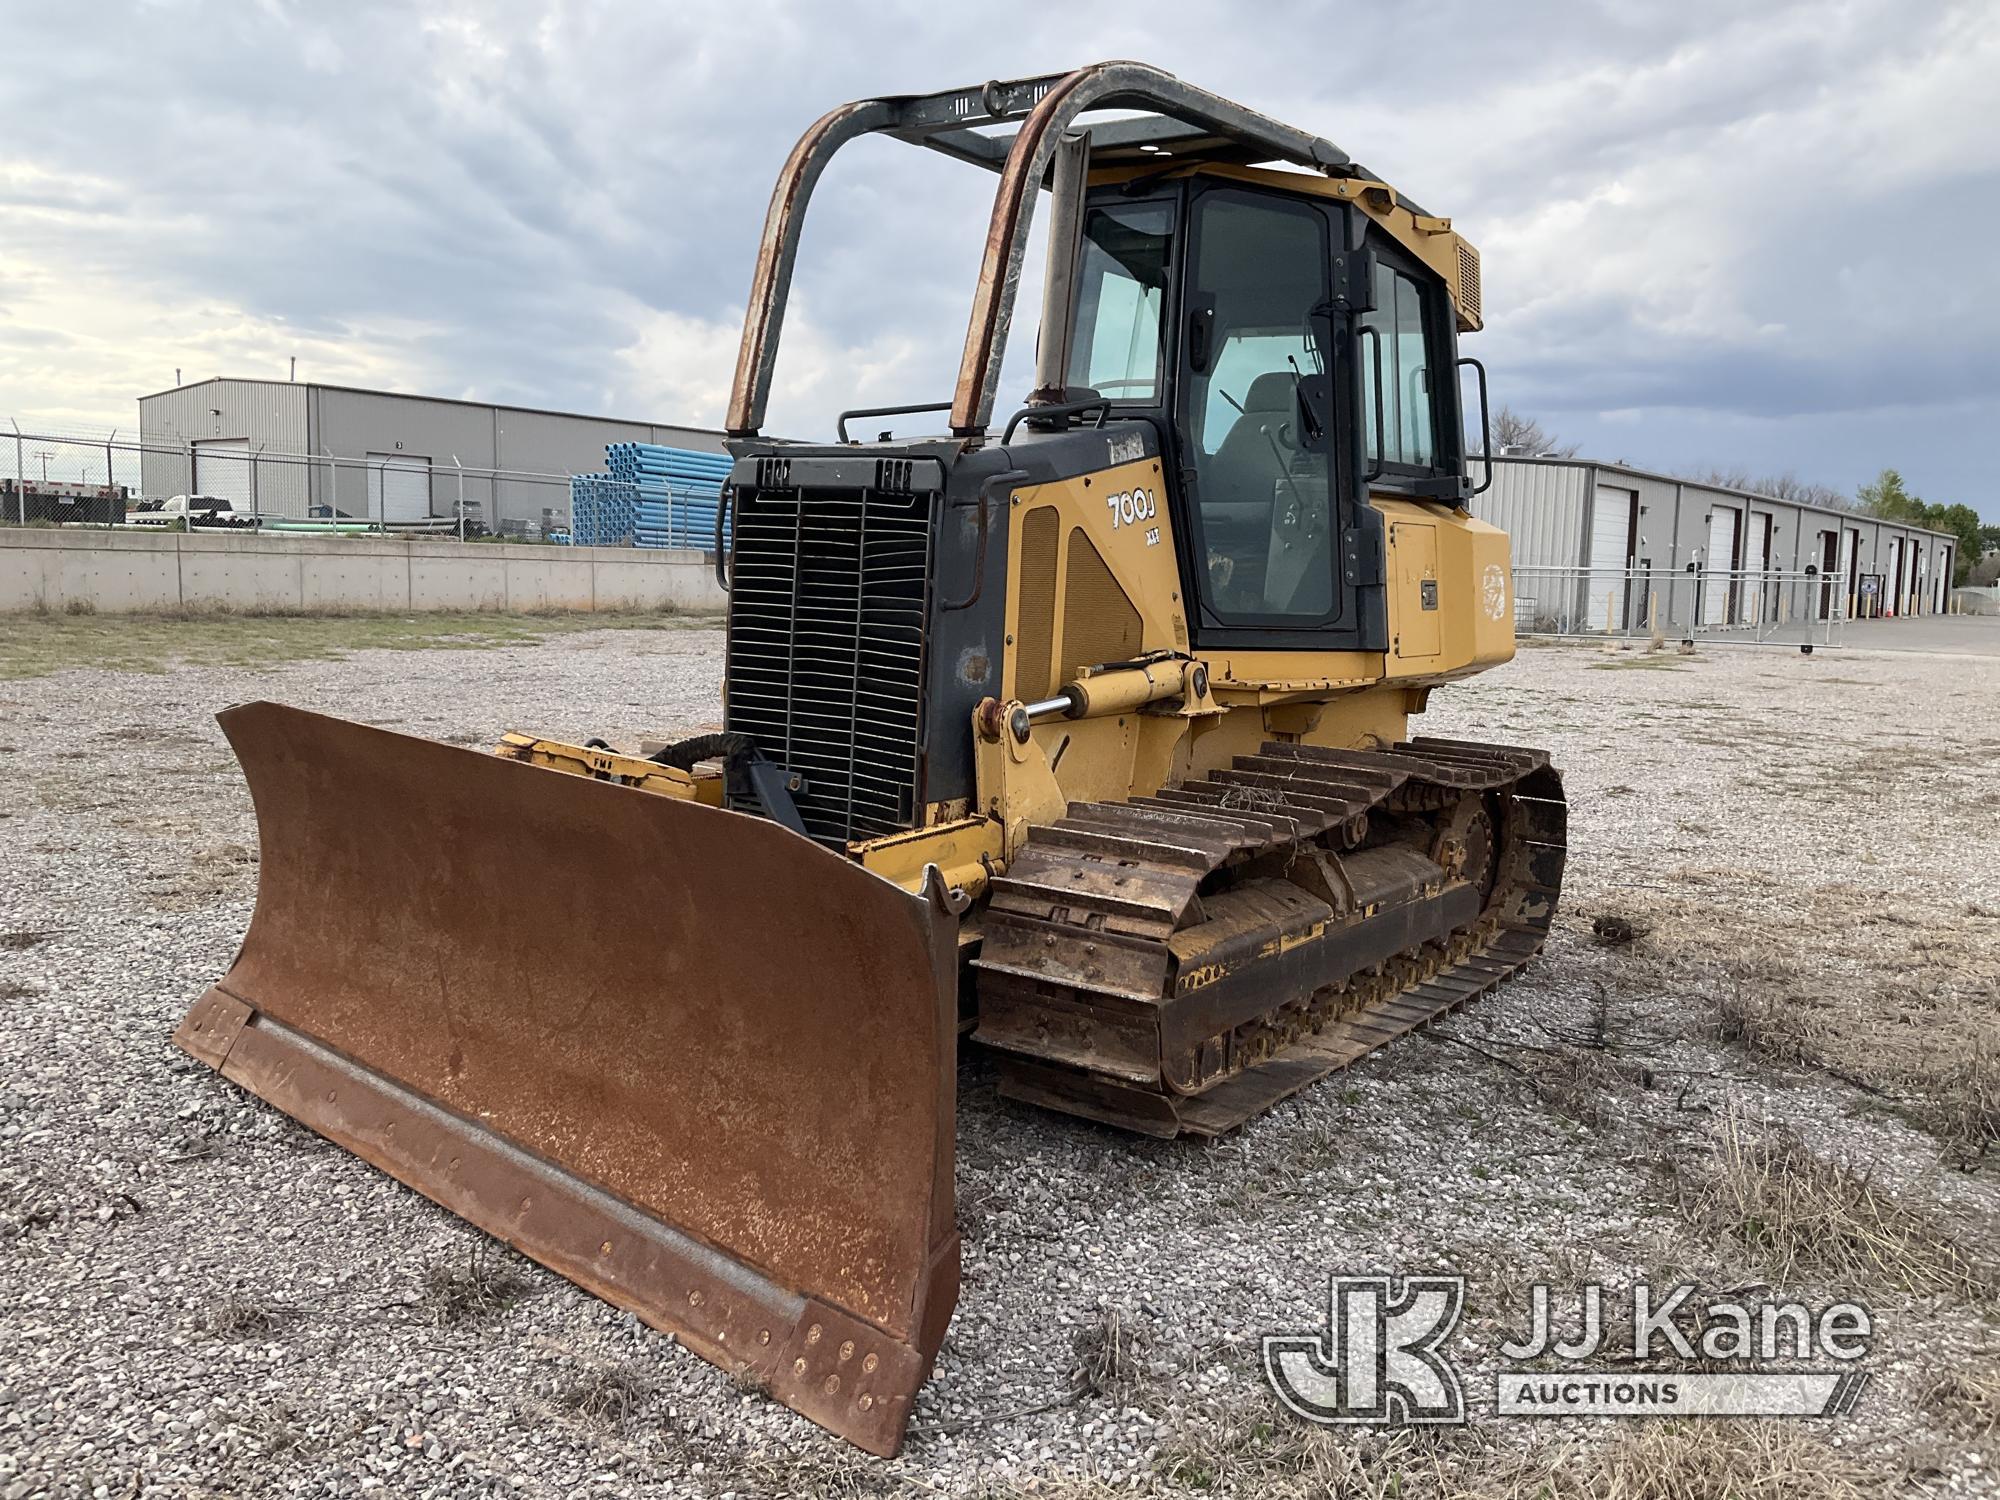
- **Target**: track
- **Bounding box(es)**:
[971,738,1567,1137]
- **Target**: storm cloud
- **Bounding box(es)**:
[1,0,1993,515]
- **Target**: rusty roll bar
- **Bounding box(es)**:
[723,62,1348,441]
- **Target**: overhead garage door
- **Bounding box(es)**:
[1702,506,1739,626]
[366,453,432,523]
[192,439,252,510]
[1585,485,1635,630]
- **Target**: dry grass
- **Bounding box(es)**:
[1680,1107,1989,1302]
[550,1362,649,1431]
[0,931,48,951]
[1921,1357,2000,1439]
[419,1244,533,1326]
[1137,1404,1883,1499]
[1636,885,2000,1166]
[1447,1420,1881,1499]
[0,607,706,680]
[1151,1400,1441,1498]
[1713,963,1828,1069]
[202,1291,294,1341]
[1071,1305,1158,1399]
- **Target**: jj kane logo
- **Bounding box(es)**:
[1265,1275,1873,1426]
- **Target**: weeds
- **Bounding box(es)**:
[1921,1356,2000,1438]
[419,1244,532,1326]
[1454,1420,1879,1499]
[203,1292,294,1341]
[0,931,48,951]
[1713,964,1825,1068]
[1152,1399,1443,1498]
[1920,1046,2000,1170]
[1680,1107,1989,1302]
[551,1362,648,1431]
[1072,1305,1158,1399]
[0,607,710,681]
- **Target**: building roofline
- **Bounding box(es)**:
[136,376,727,437]
[1487,454,1958,544]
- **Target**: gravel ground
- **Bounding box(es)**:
[2,618,1997,1498]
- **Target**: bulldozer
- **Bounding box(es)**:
[174,63,1566,1457]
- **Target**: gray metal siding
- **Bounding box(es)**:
[139,379,729,526]
[1477,459,1589,568]
[1485,456,1958,616]
[138,380,309,513]
[308,387,499,521]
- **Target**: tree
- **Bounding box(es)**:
[1857,468,1927,522]
[1859,471,1986,585]
[1687,467,1852,510]
[1489,407,1579,457]
[1925,502,1986,587]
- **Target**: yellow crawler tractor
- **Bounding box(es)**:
[175,63,1565,1456]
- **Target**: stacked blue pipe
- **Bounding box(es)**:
[568,475,639,547]
[605,444,734,551]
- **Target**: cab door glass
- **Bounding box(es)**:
[1360,261,1437,469]
[1068,202,1173,402]
[1182,190,1335,625]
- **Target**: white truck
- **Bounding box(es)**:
[125,495,262,530]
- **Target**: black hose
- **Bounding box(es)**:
[646,731,761,771]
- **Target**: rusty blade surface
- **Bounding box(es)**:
[174,701,959,1455]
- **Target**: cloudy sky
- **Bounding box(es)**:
[2,1,1995,516]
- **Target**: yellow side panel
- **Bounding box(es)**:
[1003,455,1186,704]
[1376,499,1514,682]
[1389,520,1441,660]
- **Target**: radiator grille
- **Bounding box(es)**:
[1013,505,1060,700]
[724,483,935,848]
[1456,243,1483,327]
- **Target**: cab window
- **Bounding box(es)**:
[1068,202,1172,402]
[1180,188,1336,626]
[1360,259,1438,470]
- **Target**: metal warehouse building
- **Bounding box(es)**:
[137,378,724,530]
[1483,455,1957,627]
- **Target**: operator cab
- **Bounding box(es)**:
[1066,170,1475,650]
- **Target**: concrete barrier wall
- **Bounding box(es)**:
[0,528,726,615]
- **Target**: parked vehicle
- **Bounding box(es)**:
[127,495,261,530]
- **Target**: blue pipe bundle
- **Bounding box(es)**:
[568,474,639,547]
[604,444,734,551]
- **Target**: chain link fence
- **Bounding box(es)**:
[1512,565,1846,649]
[1,421,584,541]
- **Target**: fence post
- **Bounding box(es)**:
[10,419,22,523]
[453,455,465,542]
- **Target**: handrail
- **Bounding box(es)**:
[835,401,954,444]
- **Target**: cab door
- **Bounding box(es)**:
[1171,183,1374,651]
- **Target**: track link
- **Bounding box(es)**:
[971,737,1567,1137]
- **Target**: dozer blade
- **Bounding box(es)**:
[173,702,959,1456]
